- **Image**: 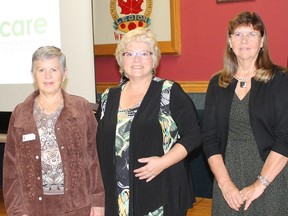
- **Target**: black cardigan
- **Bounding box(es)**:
[202,66,288,161]
[96,79,202,216]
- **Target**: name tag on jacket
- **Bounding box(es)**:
[22,133,36,142]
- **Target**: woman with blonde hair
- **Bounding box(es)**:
[96,28,202,216]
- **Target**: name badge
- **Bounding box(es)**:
[22,133,36,142]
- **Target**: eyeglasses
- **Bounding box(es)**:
[230,31,260,41]
[122,51,153,59]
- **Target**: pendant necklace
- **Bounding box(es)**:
[233,75,247,88]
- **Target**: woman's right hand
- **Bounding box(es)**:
[219,179,244,211]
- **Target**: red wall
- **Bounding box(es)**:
[95,0,288,83]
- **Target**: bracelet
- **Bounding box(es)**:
[257,175,271,187]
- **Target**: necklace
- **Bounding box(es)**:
[233,75,247,88]
[37,96,63,113]
[234,70,255,89]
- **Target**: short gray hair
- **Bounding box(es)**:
[31,46,66,72]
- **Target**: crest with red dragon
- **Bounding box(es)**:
[110,0,152,33]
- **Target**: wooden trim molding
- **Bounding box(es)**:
[96,81,209,94]
[0,133,7,143]
[178,81,208,93]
